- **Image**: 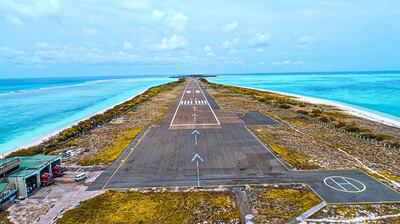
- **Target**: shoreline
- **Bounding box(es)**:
[5,90,147,156]
[217,83,400,128]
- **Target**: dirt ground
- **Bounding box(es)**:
[6,167,104,224]
[202,81,400,190]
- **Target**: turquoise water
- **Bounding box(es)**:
[209,72,400,121]
[0,76,171,153]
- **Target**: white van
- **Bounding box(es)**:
[74,173,87,182]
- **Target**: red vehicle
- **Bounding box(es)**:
[40,173,54,186]
[52,165,64,177]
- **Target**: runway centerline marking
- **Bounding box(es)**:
[323,176,366,193]
[170,79,220,127]
[192,153,204,187]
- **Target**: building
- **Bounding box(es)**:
[0,154,62,207]
[0,158,20,209]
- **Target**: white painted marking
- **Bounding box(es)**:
[341,177,361,191]
[180,101,183,105]
[194,81,220,125]
[186,91,191,93]
[192,129,200,145]
[190,100,193,104]
[196,90,200,93]
[191,153,204,187]
[192,106,197,111]
[323,176,366,193]
[170,81,190,126]
[192,113,198,122]
[191,153,203,161]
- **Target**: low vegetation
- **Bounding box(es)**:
[205,80,400,148]
[310,203,400,223]
[247,185,321,224]
[57,190,241,224]
[8,79,184,158]
[78,127,142,166]
[0,211,12,224]
[250,126,319,169]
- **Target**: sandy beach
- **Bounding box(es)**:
[220,83,400,128]
[5,90,146,156]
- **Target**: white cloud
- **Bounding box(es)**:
[124,41,133,50]
[223,21,237,32]
[203,45,215,57]
[150,35,187,51]
[35,41,52,49]
[203,45,212,52]
[152,10,188,31]
[250,33,271,47]
[272,60,304,66]
[84,28,98,36]
[152,9,165,19]
[0,43,199,66]
[4,14,23,25]
[222,38,239,49]
[206,52,215,57]
[0,0,60,17]
[0,46,28,65]
[295,35,315,49]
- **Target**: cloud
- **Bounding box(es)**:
[124,41,133,50]
[0,46,28,65]
[249,33,271,47]
[203,45,215,57]
[83,28,98,36]
[35,42,52,49]
[150,35,187,51]
[0,43,200,67]
[272,60,303,66]
[152,10,188,31]
[203,46,212,52]
[295,35,315,50]
[222,38,239,49]
[223,21,237,32]
[152,9,165,19]
[0,0,60,18]
[4,14,23,25]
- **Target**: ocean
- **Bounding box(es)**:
[0,75,172,154]
[1,71,400,154]
[209,71,400,121]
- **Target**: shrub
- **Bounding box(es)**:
[279,104,291,109]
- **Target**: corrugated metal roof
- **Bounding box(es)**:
[7,169,37,177]
[0,182,8,192]
[17,154,61,170]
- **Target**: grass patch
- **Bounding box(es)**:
[250,186,321,223]
[57,191,240,224]
[250,127,319,169]
[0,211,12,224]
[79,127,142,166]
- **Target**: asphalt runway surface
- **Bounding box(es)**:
[90,79,400,204]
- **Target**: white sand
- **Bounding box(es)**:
[221,83,400,128]
[6,90,146,156]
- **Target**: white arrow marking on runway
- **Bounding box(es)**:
[192,129,200,145]
[192,106,197,111]
[191,153,204,187]
[192,113,198,122]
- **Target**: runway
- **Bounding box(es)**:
[90,79,400,204]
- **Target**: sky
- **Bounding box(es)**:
[0,0,400,77]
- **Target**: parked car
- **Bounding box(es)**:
[74,173,86,182]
